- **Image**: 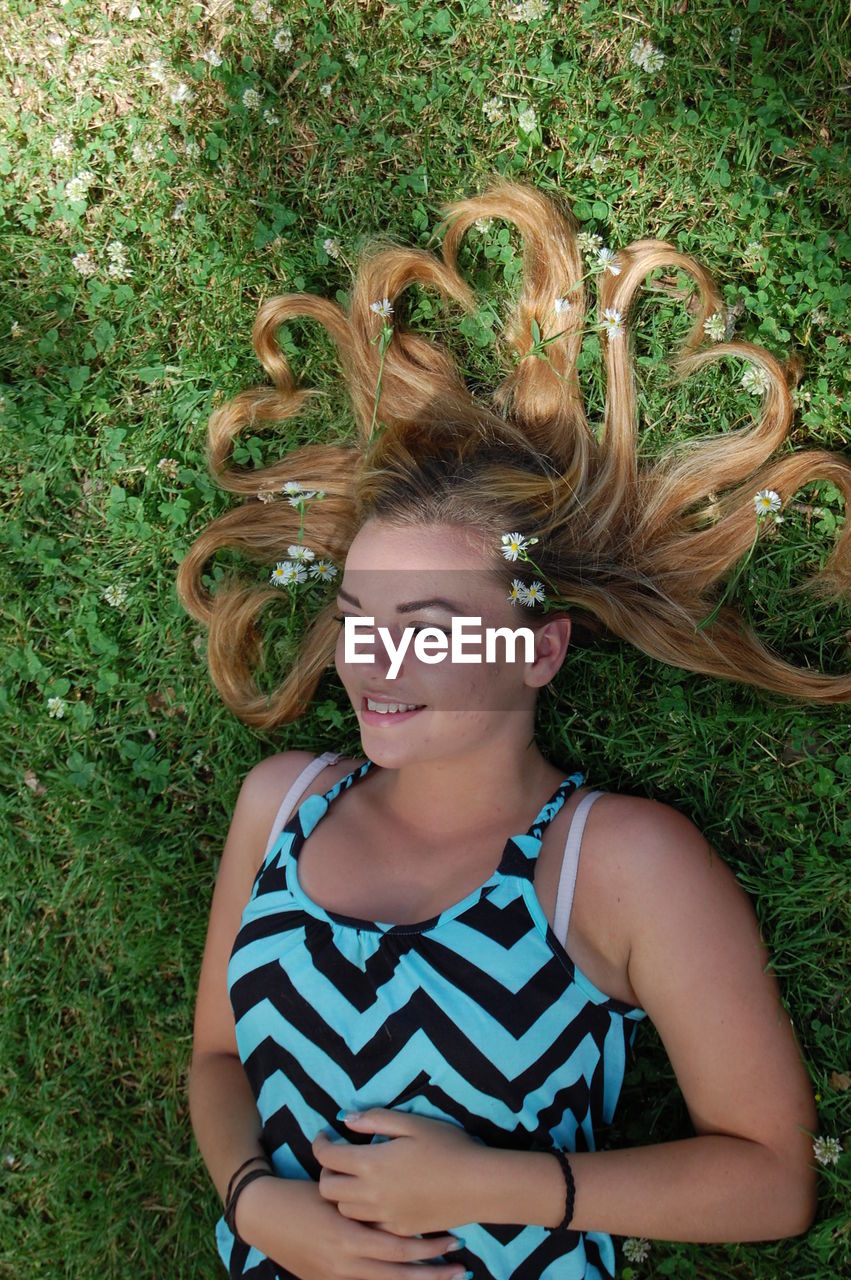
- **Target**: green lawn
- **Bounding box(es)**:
[1,1,849,1276]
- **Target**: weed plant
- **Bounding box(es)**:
[1,1,849,1277]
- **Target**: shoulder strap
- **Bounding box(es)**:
[263,751,344,858]
[553,791,604,946]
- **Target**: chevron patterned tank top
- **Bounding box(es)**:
[217,758,646,1280]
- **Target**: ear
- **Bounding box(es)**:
[525,615,571,688]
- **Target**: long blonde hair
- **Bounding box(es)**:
[176,182,851,726]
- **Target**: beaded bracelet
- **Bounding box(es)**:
[551,1149,575,1231]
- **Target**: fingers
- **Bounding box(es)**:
[313,1130,366,1173]
[347,1220,462,1266]
[340,1107,417,1138]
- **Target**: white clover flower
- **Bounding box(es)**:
[72,251,97,277]
[506,0,549,20]
[170,82,194,105]
[518,105,538,134]
[171,200,186,221]
[323,237,341,260]
[577,230,603,256]
[319,81,333,98]
[273,27,293,54]
[242,88,263,111]
[51,132,73,159]
[251,0,272,22]
[729,26,742,46]
[202,48,223,67]
[630,38,665,73]
[132,140,157,164]
[501,533,530,561]
[106,241,132,281]
[185,139,201,159]
[703,312,726,342]
[474,217,493,233]
[64,176,89,202]
[741,366,770,396]
[344,49,358,68]
[522,580,546,606]
[589,154,609,175]
[553,297,571,315]
[309,560,338,581]
[257,486,276,503]
[264,109,281,125]
[622,1238,651,1263]
[149,59,167,84]
[10,321,23,338]
[743,239,763,259]
[812,1135,842,1166]
[508,578,528,605]
[595,247,622,276]
[483,95,506,124]
[288,544,316,561]
[754,489,782,517]
[810,309,828,327]
[370,298,393,319]
[47,697,67,718]
[600,308,624,339]
[157,457,180,479]
[103,583,129,607]
[270,561,307,586]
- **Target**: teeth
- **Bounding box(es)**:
[366,698,420,714]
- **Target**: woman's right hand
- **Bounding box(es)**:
[236,1174,467,1280]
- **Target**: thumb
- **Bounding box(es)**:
[336,1107,415,1137]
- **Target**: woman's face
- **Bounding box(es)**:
[334,519,570,768]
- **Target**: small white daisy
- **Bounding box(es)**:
[812,1135,842,1166]
[323,237,341,260]
[589,154,609,175]
[288,544,316,561]
[47,697,67,718]
[741,366,770,396]
[600,308,624,339]
[501,532,530,561]
[273,28,293,54]
[754,489,782,517]
[508,578,528,606]
[283,480,309,495]
[703,312,726,342]
[270,561,307,586]
[522,580,546,606]
[370,298,393,319]
[309,560,338,581]
[103,583,128,607]
[518,105,538,134]
[595,247,622,276]
[242,88,263,111]
[622,1238,651,1262]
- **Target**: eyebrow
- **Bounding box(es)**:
[336,588,465,614]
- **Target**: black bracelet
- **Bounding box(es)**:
[551,1149,575,1231]
[224,1167,275,1240]
[226,1154,273,1206]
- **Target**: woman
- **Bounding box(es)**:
[178,183,850,1280]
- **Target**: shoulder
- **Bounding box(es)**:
[233,750,362,862]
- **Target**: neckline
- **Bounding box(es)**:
[284,759,583,934]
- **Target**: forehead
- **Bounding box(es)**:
[341,521,503,608]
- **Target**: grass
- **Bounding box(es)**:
[1,0,849,1277]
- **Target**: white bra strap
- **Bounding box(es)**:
[263,751,344,858]
[553,791,604,946]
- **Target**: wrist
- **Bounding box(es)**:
[471,1147,567,1229]
[231,1171,277,1242]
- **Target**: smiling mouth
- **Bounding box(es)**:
[363,697,425,715]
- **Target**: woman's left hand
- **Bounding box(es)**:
[313,1109,485,1236]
